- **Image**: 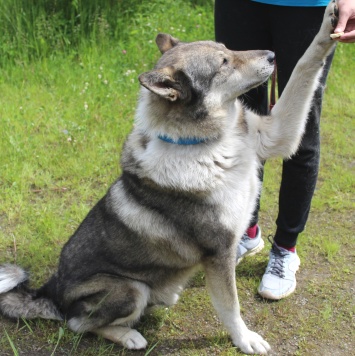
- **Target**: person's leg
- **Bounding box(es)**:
[274,53,334,248]
[215,0,271,115]
[258,5,335,299]
[270,6,335,249]
[215,0,270,249]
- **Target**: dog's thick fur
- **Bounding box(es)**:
[0,2,338,354]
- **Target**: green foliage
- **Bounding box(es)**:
[4,328,19,356]
[0,0,214,65]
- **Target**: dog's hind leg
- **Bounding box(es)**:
[65,276,150,349]
[92,283,149,349]
[93,325,147,350]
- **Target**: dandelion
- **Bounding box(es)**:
[103,79,108,85]
[98,74,102,79]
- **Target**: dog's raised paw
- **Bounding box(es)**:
[318,0,340,42]
[328,0,339,30]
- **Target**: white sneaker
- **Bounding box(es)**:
[258,242,300,300]
[236,226,264,265]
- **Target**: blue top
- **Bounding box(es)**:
[252,0,329,6]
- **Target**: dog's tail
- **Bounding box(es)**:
[0,264,62,321]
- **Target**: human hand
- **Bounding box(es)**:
[334,0,355,43]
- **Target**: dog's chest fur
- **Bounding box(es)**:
[116,113,261,260]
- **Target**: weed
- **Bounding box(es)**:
[19,318,34,334]
[50,327,65,356]
[4,328,19,356]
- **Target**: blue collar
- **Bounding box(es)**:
[158,134,208,145]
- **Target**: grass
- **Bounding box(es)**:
[0,0,354,355]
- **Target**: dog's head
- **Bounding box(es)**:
[139,33,274,104]
[137,34,274,138]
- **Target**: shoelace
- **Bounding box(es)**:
[267,243,288,279]
[241,232,250,242]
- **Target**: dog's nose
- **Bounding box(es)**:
[267,51,275,64]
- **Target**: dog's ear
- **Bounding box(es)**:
[138,67,190,102]
[155,33,180,54]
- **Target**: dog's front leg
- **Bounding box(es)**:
[203,257,270,354]
[257,0,339,160]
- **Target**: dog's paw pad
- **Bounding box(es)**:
[333,2,339,17]
[328,1,339,29]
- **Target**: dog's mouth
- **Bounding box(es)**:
[241,71,273,94]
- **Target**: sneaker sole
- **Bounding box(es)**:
[236,238,265,265]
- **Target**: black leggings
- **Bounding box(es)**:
[215,0,335,247]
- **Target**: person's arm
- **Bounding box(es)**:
[334,0,355,43]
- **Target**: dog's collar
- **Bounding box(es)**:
[158,134,208,145]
